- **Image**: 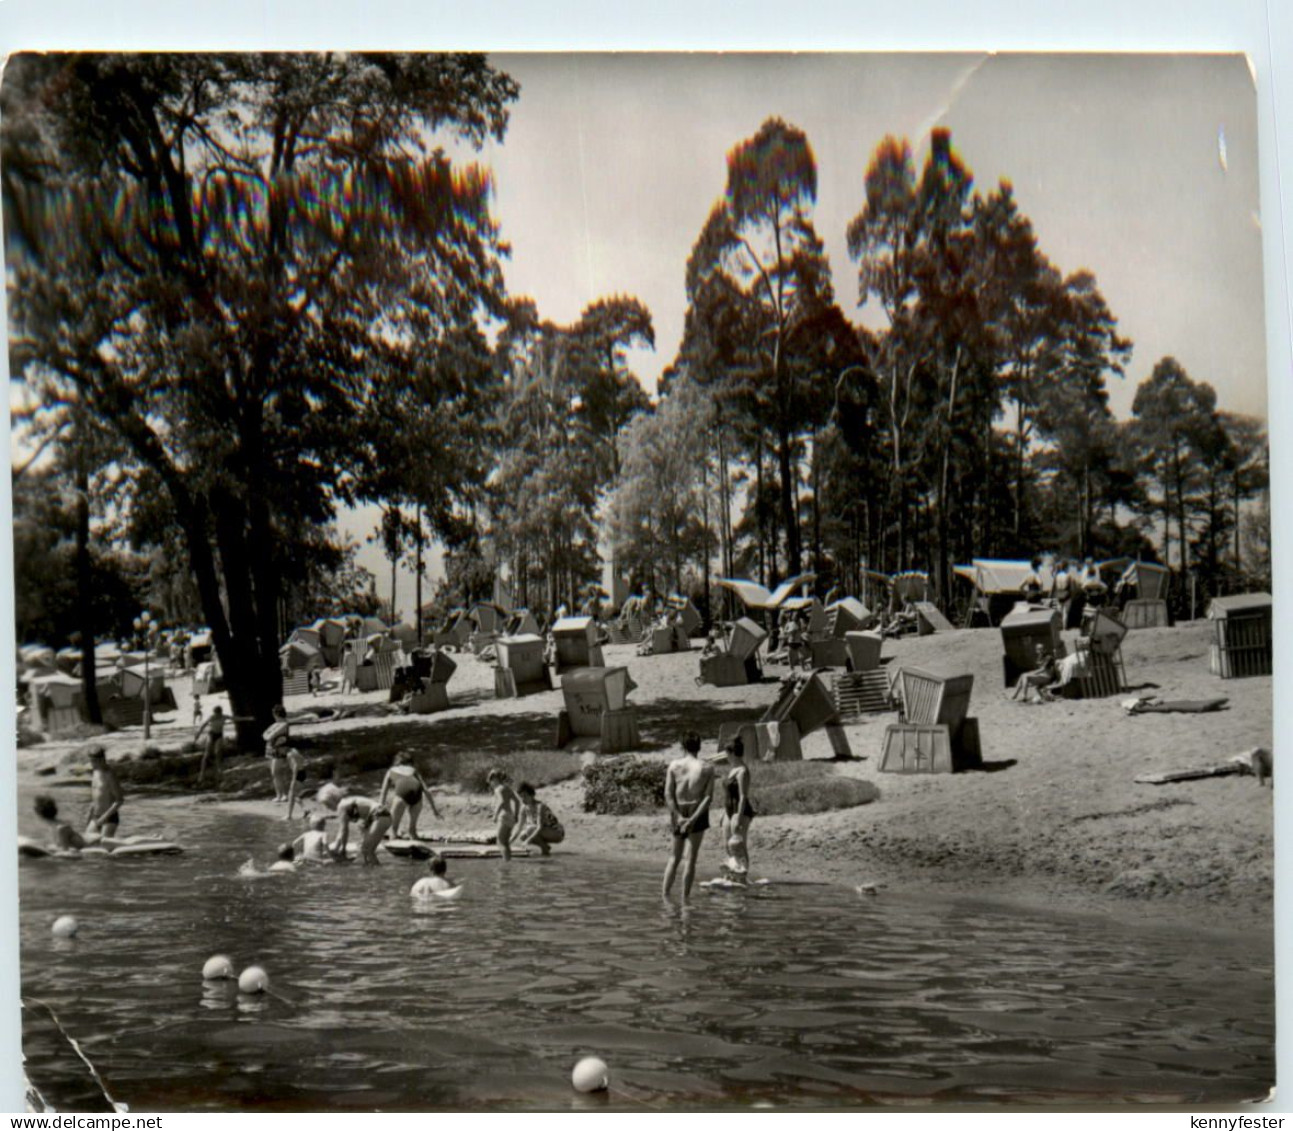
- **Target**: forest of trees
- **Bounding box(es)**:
[4,54,1270,741]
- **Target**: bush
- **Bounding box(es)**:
[581,758,879,817]
[755,776,879,815]
[713,762,878,816]
[434,749,581,794]
[583,757,668,815]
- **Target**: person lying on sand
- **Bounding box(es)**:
[379,752,441,839]
[514,782,565,856]
[86,746,124,839]
[34,794,89,851]
[410,854,457,897]
[663,731,715,901]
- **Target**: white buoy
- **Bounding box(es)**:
[238,965,269,994]
[571,1056,609,1093]
[203,955,235,980]
[51,916,78,939]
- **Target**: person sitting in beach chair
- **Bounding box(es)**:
[700,625,724,659]
[784,613,809,670]
[1012,643,1057,703]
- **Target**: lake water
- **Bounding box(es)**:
[19,798,1274,1111]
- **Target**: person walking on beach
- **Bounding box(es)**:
[379,752,442,839]
[487,769,521,861]
[86,746,124,839]
[663,732,714,901]
[194,704,251,788]
[722,737,755,883]
[263,704,291,802]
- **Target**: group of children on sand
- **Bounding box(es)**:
[486,769,566,860]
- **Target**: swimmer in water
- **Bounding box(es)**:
[410,854,457,897]
[379,752,441,839]
[292,814,332,862]
[33,794,89,852]
[486,769,521,861]
[85,746,124,840]
[268,843,298,873]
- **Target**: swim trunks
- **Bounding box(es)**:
[672,802,709,838]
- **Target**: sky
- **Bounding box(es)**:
[343,51,1268,618]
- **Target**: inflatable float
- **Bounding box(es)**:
[412,883,465,901]
[384,839,530,860]
[18,835,183,859]
[701,877,772,892]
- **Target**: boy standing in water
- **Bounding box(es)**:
[86,746,124,839]
[662,732,714,901]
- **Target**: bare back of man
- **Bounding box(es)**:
[662,736,714,901]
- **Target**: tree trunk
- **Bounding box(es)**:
[755,434,766,587]
[210,489,279,747]
[74,454,101,724]
[777,420,799,576]
[414,506,424,643]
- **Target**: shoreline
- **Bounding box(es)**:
[18,620,1274,941]
[146,784,1273,945]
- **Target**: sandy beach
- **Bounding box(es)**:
[19,619,1273,937]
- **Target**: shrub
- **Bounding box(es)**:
[583,757,668,815]
[755,776,879,815]
[434,749,581,794]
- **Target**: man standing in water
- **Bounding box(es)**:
[662,732,714,901]
[85,745,124,840]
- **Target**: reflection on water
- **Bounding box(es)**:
[19,800,1273,1110]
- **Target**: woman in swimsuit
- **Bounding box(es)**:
[514,782,565,856]
[486,769,521,861]
[263,705,291,802]
[722,737,755,882]
[328,793,391,864]
[379,752,441,839]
